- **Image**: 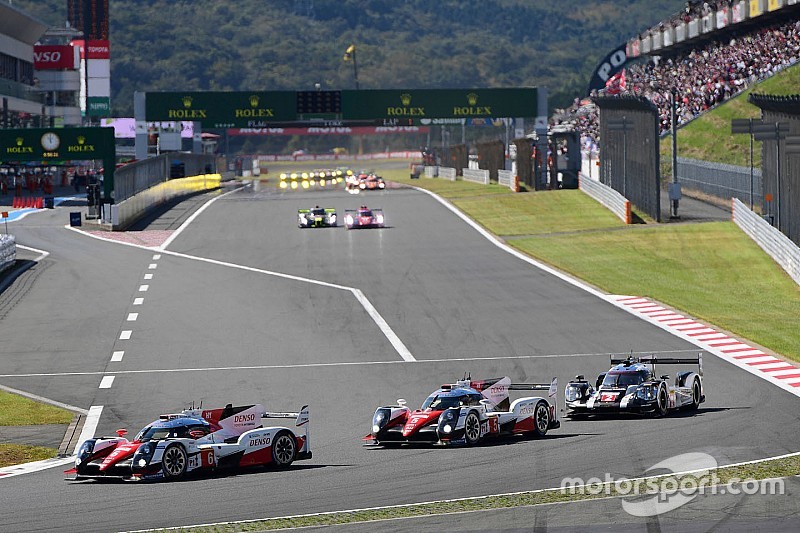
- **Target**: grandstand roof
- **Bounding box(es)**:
[0,3,48,46]
[749,94,800,117]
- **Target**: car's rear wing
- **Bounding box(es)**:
[611,353,703,376]
[263,406,310,451]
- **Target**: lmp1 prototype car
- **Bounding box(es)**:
[565,354,705,417]
[344,206,384,229]
[364,376,560,447]
[298,206,337,227]
[65,403,310,481]
[358,172,386,191]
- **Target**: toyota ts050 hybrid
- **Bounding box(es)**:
[65,403,310,481]
[565,354,705,417]
[365,376,560,446]
[344,206,384,229]
[298,206,337,227]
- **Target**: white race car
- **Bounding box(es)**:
[66,403,310,481]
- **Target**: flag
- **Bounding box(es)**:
[343,44,355,62]
[604,69,626,95]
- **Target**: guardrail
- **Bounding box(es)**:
[0,234,16,274]
[424,166,438,178]
[439,167,457,181]
[462,168,489,185]
[110,173,222,230]
[497,170,519,192]
[579,174,632,224]
[732,198,800,286]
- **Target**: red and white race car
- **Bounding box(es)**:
[65,403,310,481]
[365,376,560,446]
[344,206,385,229]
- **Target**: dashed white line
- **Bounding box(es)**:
[139,284,149,292]
[111,351,124,362]
[99,376,115,389]
[152,254,161,260]
[119,330,132,340]
[133,297,144,305]
[127,313,138,321]
[144,273,153,280]
[148,263,157,269]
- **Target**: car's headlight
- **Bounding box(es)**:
[376,214,384,224]
[565,386,581,402]
[330,214,336,222]
[372,408,390,434]
[636,386,656,400]
[442,424,452,433]
[132,442,156,469]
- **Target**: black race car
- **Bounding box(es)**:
[298,206,337,228]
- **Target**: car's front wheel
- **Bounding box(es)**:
[271,431,296,468]
[464,411,482,446]
[653,383,669,417]
[161,444,187,479]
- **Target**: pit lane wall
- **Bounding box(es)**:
[579,173,632,224]
[733,197,800,286]
[0,234,15,274]
[109,173,221,230]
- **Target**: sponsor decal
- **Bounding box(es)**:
[387,93,425,117]
[34,45,76,69]
[248,437,271,448]
[6,137,32,155]
[234,413,256,424]
[518,403,537,416]
[66,135,95,153]
[600,393,618,402]
[167,96,207,119]
[453,93,492,117]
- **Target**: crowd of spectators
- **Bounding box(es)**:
[553,16,800,155]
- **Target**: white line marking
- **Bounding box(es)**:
[152,254,161,260]
[133,297,144,305]
[148,263,157,269]
[158,186,242,251]
[75,405,103,451]
[111,351,124,362]
[16,244,50,262]
[139,284,149,292]
[144,273,153,280]
[119,330,132,340]
[127,313,138,321]
[99,376,115,389]
[351,289,415,361]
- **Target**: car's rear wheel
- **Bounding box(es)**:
[161,444,187,479]
[271,431,296,468]
[464,411,481,446]
[690,377,702,410]
[531,401,550,438]
[653,383,669,417]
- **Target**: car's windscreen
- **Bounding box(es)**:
[135,425,189,441]
[311,209,325,215]
[421,394,465,410]
[602,371,646,388]
[359,210,373,217]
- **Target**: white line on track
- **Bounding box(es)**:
[111,351,124,362]
[99,376,115,389]
[152,254,161,260]
[119,330,132,340]
[138,284,149,292]
[133,297,144,305]
[148,263,157,269]
[127,313,138,321]
[0,383,88,414]
[0,349,700,379]
[144,273,153,280]
[15,244,49,262]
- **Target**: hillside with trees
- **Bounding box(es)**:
[18,0,686,116]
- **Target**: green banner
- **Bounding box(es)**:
[145,91,297,128]
[87,97,111,117]
[341,88,538,120]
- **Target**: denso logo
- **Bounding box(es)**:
[518,404,537,415]
[248,437,271,447]
[234,413,256,423]
[34,51,61,63]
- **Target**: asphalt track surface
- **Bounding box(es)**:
[0,181,798,532]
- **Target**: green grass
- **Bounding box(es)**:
[0,390,73,426]
[148,453,800,531]
[0,444,59,468]
[661,63,800,166]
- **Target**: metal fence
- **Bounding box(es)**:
[114,153,216,203]
[671,157,763,208]
[595,96,662,222]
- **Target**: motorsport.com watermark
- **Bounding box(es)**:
[560,452,785,517]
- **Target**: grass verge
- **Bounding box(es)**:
[147,453,800,532]
[0,389,74,466]
[0,444,60,468]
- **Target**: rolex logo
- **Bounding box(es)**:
[16,137,23,146]
[400,93,412,106]
[77,136,85,145]
[182,96,193,108]
[249,95,259,107]
[467,93,478,106]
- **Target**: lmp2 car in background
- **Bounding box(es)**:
[565,354,705,417]
[298,206,337,228]
[365,376,560,447]
[344,206,385,229]
[66,403,310,481]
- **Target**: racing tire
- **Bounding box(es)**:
[271,431,296,468]
[689,377,702,410]
[531,401,550,438]
[653,383,669,418]
[464,411,482,446]
[161,443,188,479]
